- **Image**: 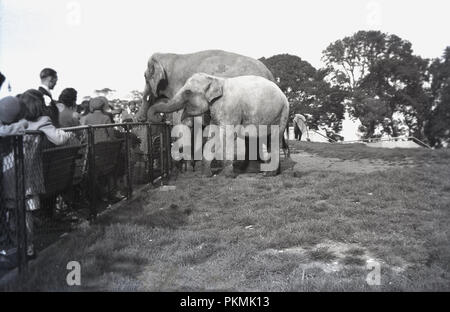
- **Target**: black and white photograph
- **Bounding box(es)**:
[0,0,449,296]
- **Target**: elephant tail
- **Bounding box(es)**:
[282,135,288,150]
[282,135,290,158]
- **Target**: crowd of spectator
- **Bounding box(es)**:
[0,68,143,265]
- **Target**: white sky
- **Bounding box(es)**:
[1,0,449,100]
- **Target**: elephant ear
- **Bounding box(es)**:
[204,77,223,103]
[148,59,167,97]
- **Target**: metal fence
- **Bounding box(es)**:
[0,122,173,274]
[340,136,432,148]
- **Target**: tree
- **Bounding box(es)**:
[259,54,346,134]
[426,47,450,147]
[129,90,143,100]
[94,88,116,99]
[323,31,431,139]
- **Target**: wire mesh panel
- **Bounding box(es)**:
[1,136,18,268]
[45,127,89,220]
[91,125,126,204]
[0,135,27,273]
[151,123,165,182]
[1,137,15,254]
[128,123,150,187]
[21,130,84,255]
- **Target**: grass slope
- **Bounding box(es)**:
[4,142,450,291]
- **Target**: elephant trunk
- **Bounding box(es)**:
[136,83,153,121]
[147,95,185,123]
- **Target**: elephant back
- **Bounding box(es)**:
[193,50,275,82]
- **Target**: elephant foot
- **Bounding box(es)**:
[219,165,238,178]
[262,165,281,177]
[201,166,214,177]
[262,170,278,177]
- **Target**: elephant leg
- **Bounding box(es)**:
[233,135,250,172]
[218,125,237,178]
[260,130,281,176]
[201,159,213,177]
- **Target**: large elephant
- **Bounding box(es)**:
[137,50,275,124]
[149,73,290,177]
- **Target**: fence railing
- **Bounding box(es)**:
[340,136,432,149]
[0,122,173,275]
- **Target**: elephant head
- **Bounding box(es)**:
[148,73,223,123]
[137,57,167,121]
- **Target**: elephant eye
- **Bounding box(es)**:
[184,90,192,96]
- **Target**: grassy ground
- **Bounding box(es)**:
[3,141,450,291]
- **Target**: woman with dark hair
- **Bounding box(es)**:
[57,88,80,128]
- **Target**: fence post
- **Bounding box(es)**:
[159,125,165,185]
[162,123,170,184]
[147,123,153,184]
[168,124,173,175]
[87,126,96,220]
[165,123,171,179]
[124,124,132,199]
[14,135,27,274]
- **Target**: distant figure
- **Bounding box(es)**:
[57,88,80,128]
[38,68,60,127]
[293,114,309,141]
[121,101,138,123]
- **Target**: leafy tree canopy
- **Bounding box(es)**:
[260,54,346,134]
[323,30,430,139]
[426,47,450,147]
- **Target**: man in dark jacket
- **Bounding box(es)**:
[38,68,60,127]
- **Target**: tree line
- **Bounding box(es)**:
[259,30,450,148]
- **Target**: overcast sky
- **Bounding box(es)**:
[1,0,449,99]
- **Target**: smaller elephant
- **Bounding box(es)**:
[149,73,290,176]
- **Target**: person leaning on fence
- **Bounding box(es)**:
[17,89,72,258]
[57,88,80,128]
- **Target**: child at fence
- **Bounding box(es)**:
[17,89,72,258]
[0,96,28,267]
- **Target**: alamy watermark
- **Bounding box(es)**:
[66,1,82,27]
[366,1,383,27]
[366,260,381,286]
[170,117,282,172]
[66,261,81,286]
